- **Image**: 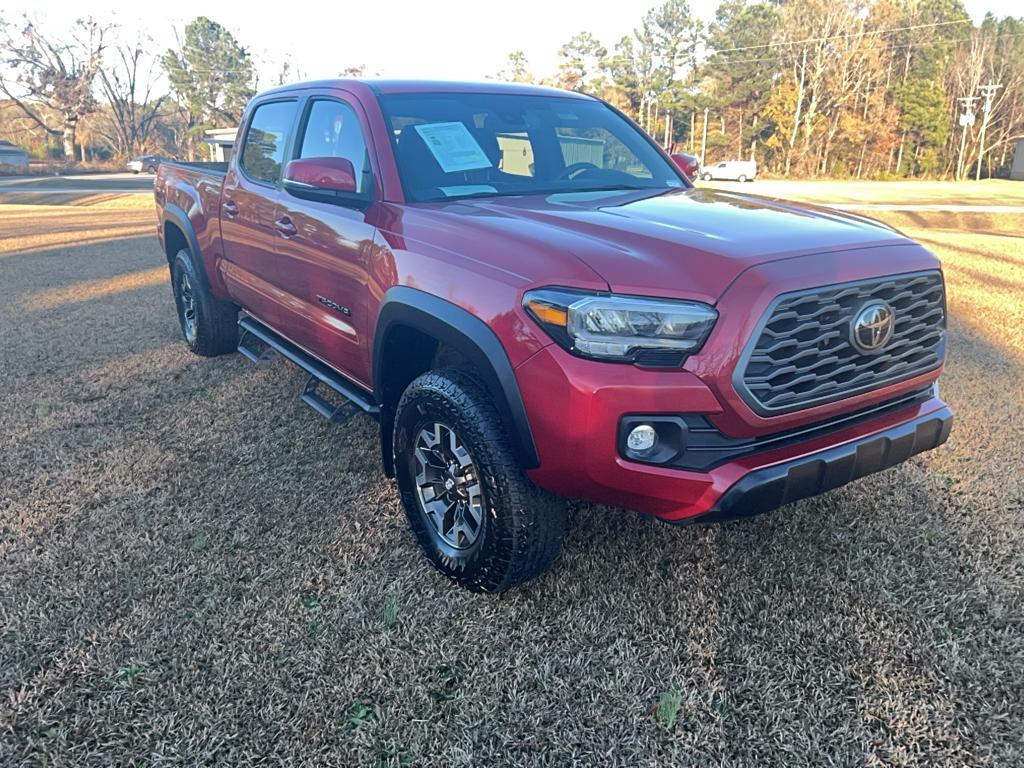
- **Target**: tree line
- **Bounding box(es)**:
[0,16,259,163]
[498,0,1023,179]
[1,2,1021,179]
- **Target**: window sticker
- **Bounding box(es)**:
[414,122,492,173]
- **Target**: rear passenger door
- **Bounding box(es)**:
[219,98,299,330]
[271,95,379,388]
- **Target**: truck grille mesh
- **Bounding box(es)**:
[737,272,945,414]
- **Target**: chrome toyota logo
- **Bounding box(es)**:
[851,301,895,354]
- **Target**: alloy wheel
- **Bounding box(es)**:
[179,272,198,343]
[413,422,485,549]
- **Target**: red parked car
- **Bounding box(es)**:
[154,80,951,592]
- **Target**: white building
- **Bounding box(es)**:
[203,128,238,163]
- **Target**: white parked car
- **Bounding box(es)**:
[127,155,164,174]
[700,160,757,182]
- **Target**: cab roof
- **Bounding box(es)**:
[256,78,593,101]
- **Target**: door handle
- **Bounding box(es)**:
[275,216,297,238]
[222,199,239,217]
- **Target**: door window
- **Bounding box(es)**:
[240,100,298,184]
[297,100,371,193]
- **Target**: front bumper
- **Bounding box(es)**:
[675,405,952,524]
[516,343,950,522]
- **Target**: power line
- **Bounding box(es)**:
[704,29,1024,69]
[975,82,1003,180]
[707,18,972,56]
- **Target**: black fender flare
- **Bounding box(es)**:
[373,286,540,475]
[162,203,213,291]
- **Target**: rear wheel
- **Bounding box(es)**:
[170,248,238,357]
[738,174,748,182]
[393,368,567,592]
[701,173,712,181]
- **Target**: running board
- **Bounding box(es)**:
[237,315,379,424]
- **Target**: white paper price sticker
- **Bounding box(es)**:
[414,122,492,173]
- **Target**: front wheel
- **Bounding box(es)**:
[393,368,567,592]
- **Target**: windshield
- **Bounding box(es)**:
[377,92,686,203]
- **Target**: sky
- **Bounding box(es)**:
[4,0,1021,88]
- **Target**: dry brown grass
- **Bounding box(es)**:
[702,178,1024,207]
[0,192,156,208]
[0,194,1021,767]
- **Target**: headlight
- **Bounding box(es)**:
[523,288,717,363]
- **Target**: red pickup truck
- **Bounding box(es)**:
[155,79,952,592]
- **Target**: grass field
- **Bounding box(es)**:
[703,178,1024,207]
[1,185,1022,766]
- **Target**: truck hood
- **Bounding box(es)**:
[459,188,912,303]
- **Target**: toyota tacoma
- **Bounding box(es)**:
[154,79,952,592]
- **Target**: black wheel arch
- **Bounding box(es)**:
[373,286,540,477]
[162,204,213,292]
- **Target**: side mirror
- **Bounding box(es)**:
[284,157,357,193]
[671,153,700,180]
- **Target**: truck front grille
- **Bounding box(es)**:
[736,272,946,414]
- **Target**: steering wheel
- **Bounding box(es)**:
[558,162,602,180]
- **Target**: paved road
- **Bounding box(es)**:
[0,172,154,193]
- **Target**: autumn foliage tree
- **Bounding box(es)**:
[527,0,1023,179]
[0,16,106,160]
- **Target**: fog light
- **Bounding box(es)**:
[627,424,658,454]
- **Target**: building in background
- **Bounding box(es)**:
[0,140,29,172]
[203,128,238,163]
[1011,139,1024,181]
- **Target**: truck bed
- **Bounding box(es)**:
[161,160,229,176]
[154,161,229,284]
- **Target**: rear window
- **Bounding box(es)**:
[240,100,298,184]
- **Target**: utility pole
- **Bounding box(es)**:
[700,107,709,167]
[956,95,978,180]
[975,83,1003,181]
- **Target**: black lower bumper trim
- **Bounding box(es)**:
[688,406,953,525]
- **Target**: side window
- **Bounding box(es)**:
[297,100,370,193]
[240,101,297,184]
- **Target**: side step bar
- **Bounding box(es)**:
[237,315,379,424]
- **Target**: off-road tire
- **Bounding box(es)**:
[170,248,238,357]
[393,368,567,592]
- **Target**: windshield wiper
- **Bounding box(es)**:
[422,184,666,203]
[561,184,661,193]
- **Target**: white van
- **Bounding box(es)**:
[700,160,757,182]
